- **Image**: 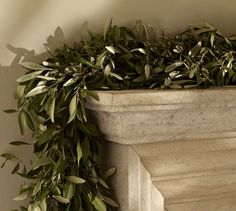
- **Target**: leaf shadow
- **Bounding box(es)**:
[0,26,67,79]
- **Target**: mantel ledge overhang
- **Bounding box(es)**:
[86,87,236,145]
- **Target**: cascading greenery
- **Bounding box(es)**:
[2,20,236,211]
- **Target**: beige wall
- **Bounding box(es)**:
[0,0,235,210]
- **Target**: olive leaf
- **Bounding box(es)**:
[26,85,48,97]
[165,62,184,73]
[103,196,119,207]
[18,111,27,135]
[17,70,44,83]
[48,97,56,123]
[189,41,202,57]
[21,62,53,71]
[144,64,151,79]
[77,141,82,166]
[88,194,107,211]
[53,195,70,204]
[68,94,77,123]
[66,176,85,184]
[105,46,116,54]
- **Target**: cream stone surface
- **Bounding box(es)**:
[87,88,236,211]
[166,197,236,211]
[100,141,164,211]
[134,138,236,178]
[86,88,236,144]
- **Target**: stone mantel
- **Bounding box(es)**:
[86,88,236,144]
[86,88,236,211]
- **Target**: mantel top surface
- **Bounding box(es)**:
[86,87,236,112]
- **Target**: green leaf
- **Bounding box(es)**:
[81,136,90,156]
[184,84,198,89]
[63,183,75,201]
[171,80,195,85]
[153,67,164,74]
[33,181,42,196]
[89,195,107,211]
[20,62,52,70]
[131,48,146,54]
[84,90,99,101]
[144,64,151,79]
[80,100,87,122]
[189,41,202,57]
[33,157,51,169]
[98,178,109,189]
[77,142,83,166]
[53,195,70,204]
[25,112,35,130]
[21,62,52,71]
[164,77,171,86]
[68,94,77,123]
[103,19,113,40]
[18,111,27,135]
[54,160,68,174]
[15,85,26,99]
[66,176,85,184]
[26,85,48,97]
[105,46,116,54]
[103,167,116,180]
[36,75,56,81]
[169,84,182,89]
[17,70,44,83]
[79,57,100,69]
[39,198,47,211]
[14,192,28,201]
[10,141,30,146]
[103,196,119,207]
[48,97,56,123]
[36,127,58,146]
[189,65,198,79]
[165,62,184,73]
[3,109,17,113]
[63,78,78,87]
[109,72,123,80]
[210,32,215,46]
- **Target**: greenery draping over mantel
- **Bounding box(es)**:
[2,20,236,211]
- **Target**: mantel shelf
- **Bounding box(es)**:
[86,87,236,145]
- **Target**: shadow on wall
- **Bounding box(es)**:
[2,0,236,81]
[0,26,66,96]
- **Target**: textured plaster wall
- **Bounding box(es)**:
[0,0,235,210]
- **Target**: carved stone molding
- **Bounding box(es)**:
[86,88,236,211]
